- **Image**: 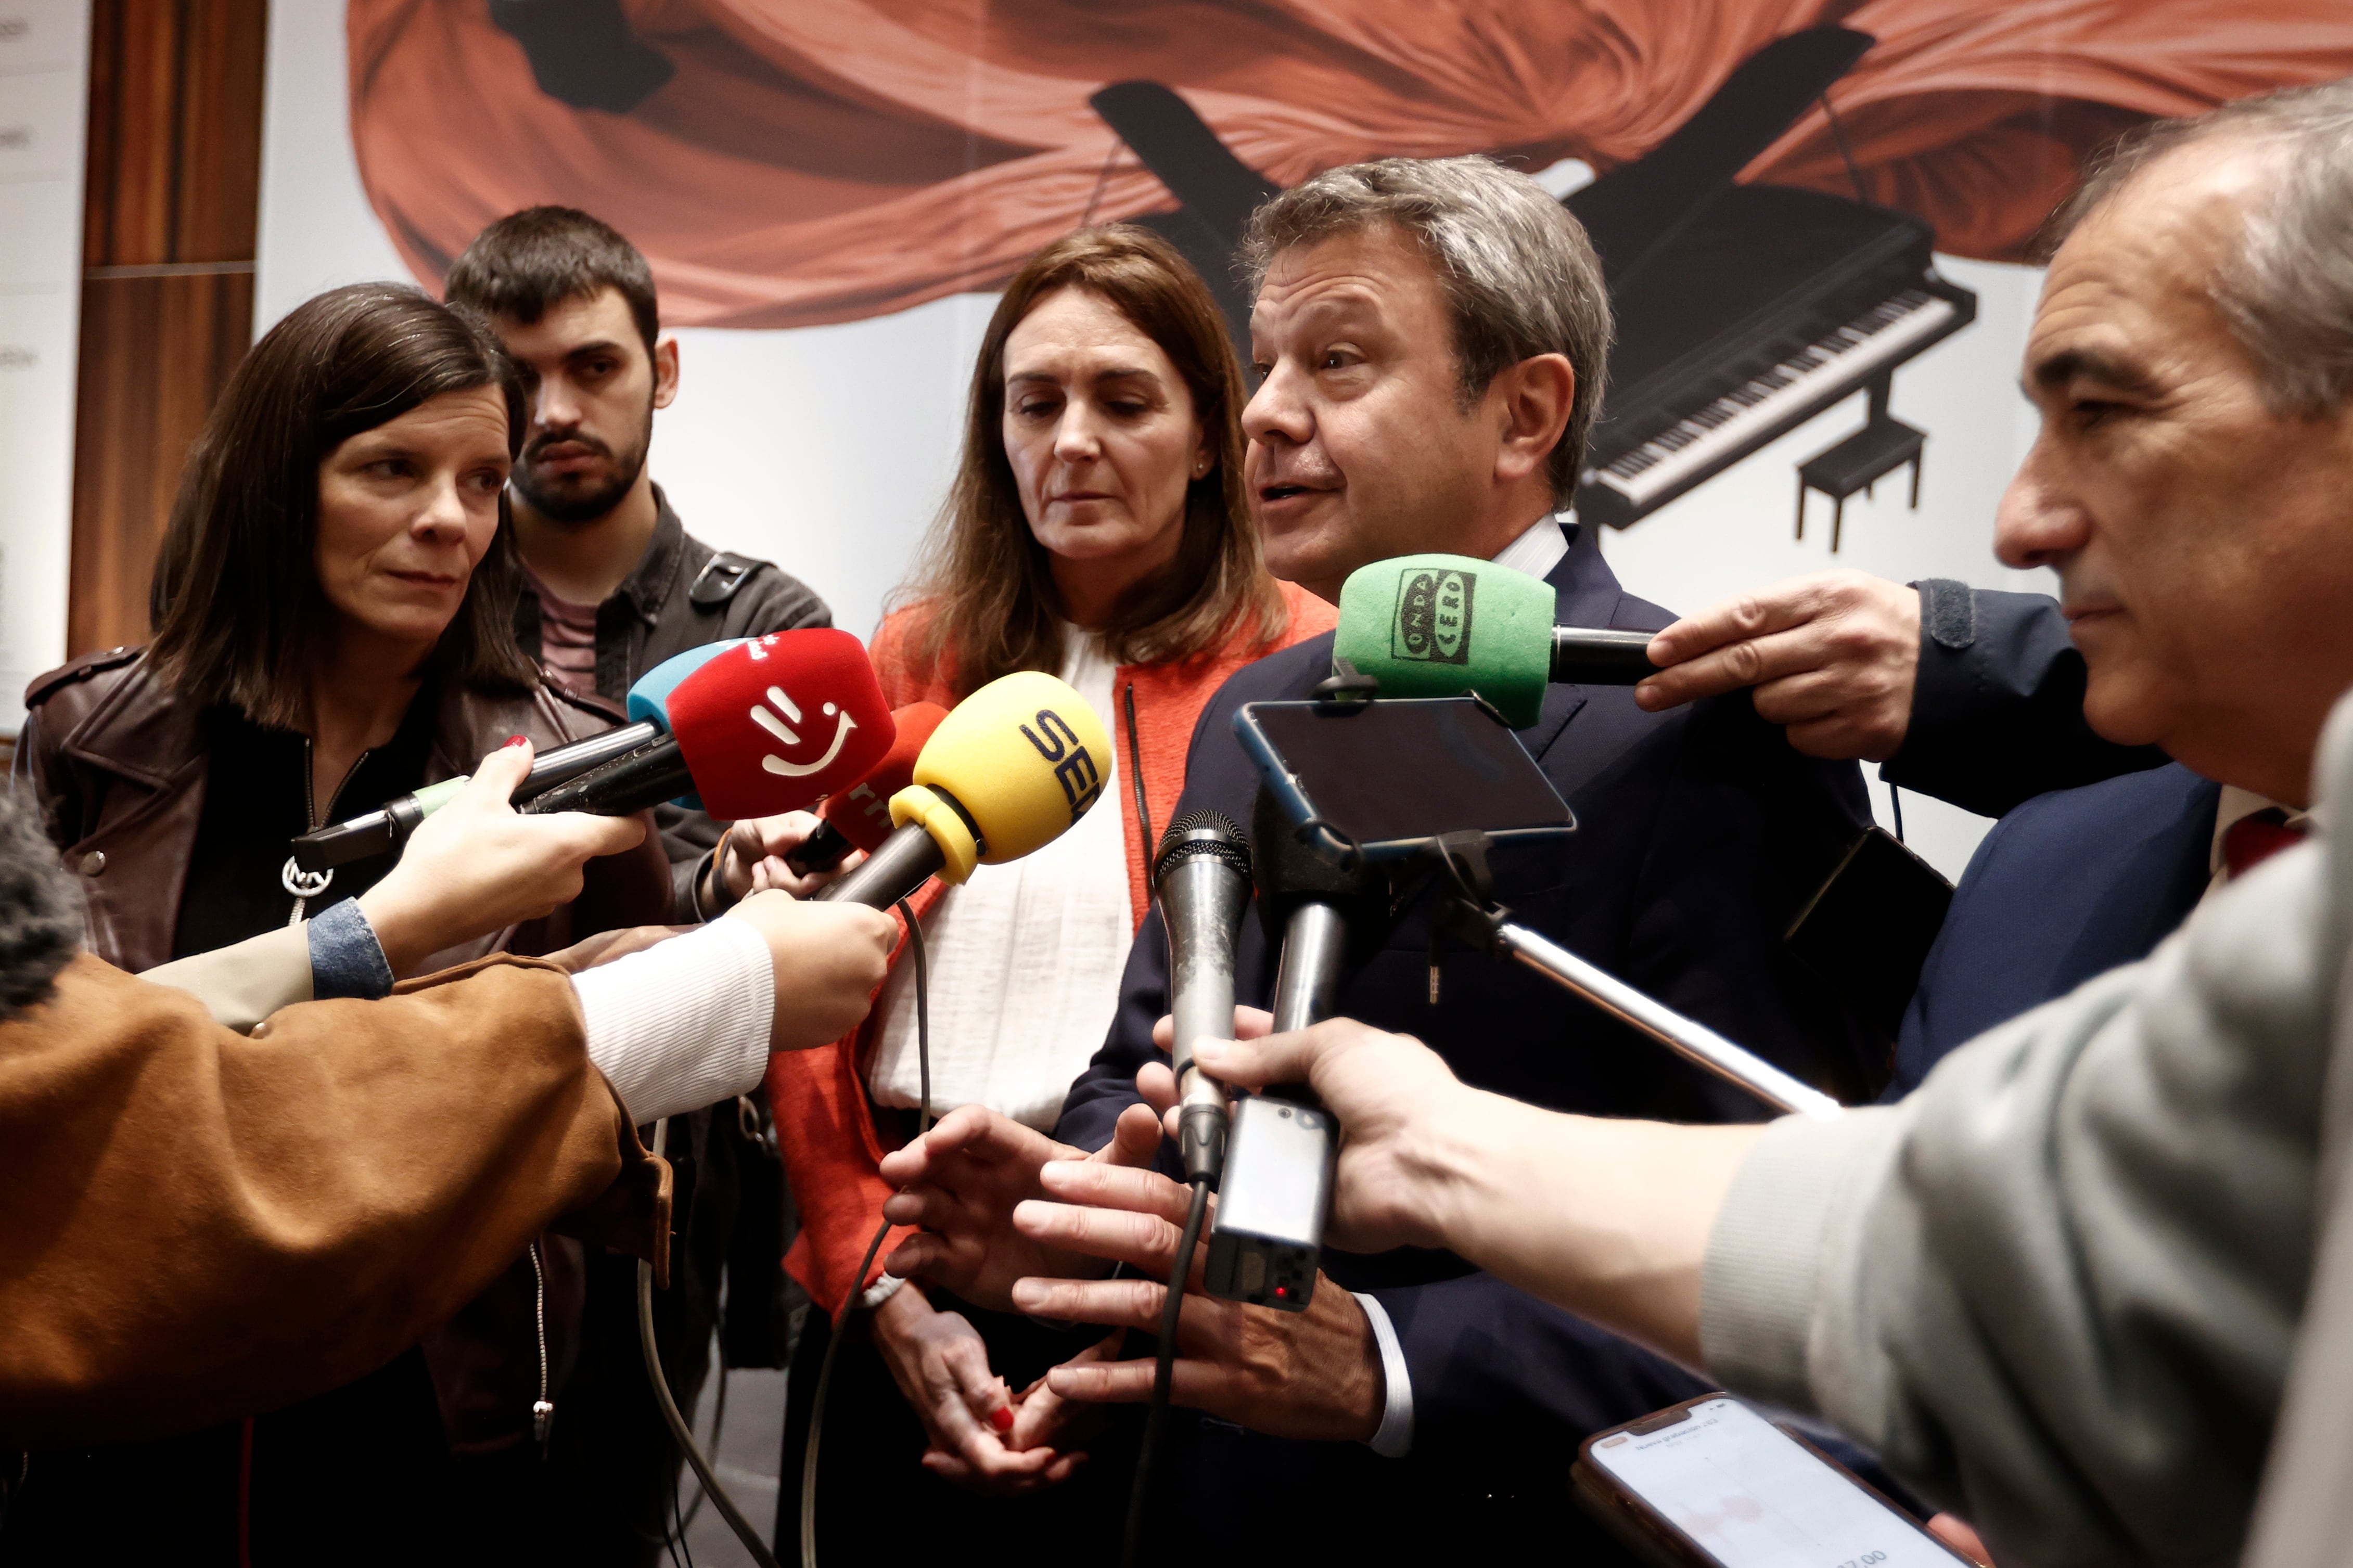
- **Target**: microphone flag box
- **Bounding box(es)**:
[625,640,746,809]
[1204,1096,1335,1309]
[1334,552,1557,726]
[664,630,895,821]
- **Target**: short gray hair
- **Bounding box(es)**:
[2051,79,2353,415]
[1241,156,1611,505]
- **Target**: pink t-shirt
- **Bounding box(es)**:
[520,564,601,698]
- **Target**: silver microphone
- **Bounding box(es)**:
[1153,811,1252,1184]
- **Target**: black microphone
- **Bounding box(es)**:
[520,736,692,817]
[1153,812,1251,1185]
[292,721,661,872]
[1201,786,1385,1313]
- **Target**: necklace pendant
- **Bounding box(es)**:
[282,856,334,901]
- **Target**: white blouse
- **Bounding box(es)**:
[866,628,1135,1131]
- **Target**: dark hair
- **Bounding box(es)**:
[443,205,661,357]
[900,225,1285,698]
[1242,156,1612,506]
[147,283,536,729]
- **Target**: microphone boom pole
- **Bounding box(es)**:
[1476,912,1844,1121]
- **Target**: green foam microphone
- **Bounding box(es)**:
[1331,553,1660,728]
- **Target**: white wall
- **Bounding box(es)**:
[257,7,2058,879]
[0,0,90,731]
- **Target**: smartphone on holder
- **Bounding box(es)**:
[1574,1396,1974,1568]
[1232,695,1576,859]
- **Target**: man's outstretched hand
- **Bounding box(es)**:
[1007,1159,1384,1443]
[1634,570,1922,762]
[878,1100,1166,1311]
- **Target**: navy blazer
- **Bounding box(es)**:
[1885,762,2218,1098]
[1057,527,1876,1477]
[1884,582,2169,819]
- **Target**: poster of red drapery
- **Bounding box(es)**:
[345,0,2353,541]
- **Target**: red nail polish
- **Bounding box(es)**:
[990,1406,1015,1433]
[504,735,528,748]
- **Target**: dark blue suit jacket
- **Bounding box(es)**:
[1884,581,2169,818]
[1056,528,1877,1499]
[1885,762,2218,1098]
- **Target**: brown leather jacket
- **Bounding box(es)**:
[10,649,676,1454]
[12,648,671,974]
[0,950,667,1447]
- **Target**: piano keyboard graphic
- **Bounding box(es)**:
[1588,288,1961,510]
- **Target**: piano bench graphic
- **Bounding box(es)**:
[1795,396,1924,554]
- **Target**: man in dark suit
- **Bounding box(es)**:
[1887,759,2215,1095]
[875,156,1883,1555]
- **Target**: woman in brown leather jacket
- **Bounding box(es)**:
[8,284,673,1564]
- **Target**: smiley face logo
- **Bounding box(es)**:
[749,684,860,777]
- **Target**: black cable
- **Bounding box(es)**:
[799,901,931,1567]
[638,1123,783,1568]
[1123,683,1154,863]
[798,1217,891,1567]
[1120,1175,1212,1568]
[672,1456,698,1568]
[678,1341,725,1532]
[1891,782,1907,844]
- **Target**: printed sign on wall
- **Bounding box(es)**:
[0,0,91,731]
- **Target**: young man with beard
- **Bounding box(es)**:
[444,207,833,921]
[443,209,829,1568]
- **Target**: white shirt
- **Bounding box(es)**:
[1491,511,1572,581]
[867,629,1135,1130]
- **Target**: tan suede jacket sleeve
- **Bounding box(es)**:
[0,952,669,1447]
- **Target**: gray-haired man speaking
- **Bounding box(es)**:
[878,157,1895,1553]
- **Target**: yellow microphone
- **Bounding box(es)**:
[818,671,1112,907]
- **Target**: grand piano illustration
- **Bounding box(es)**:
[1091,28,1978,547]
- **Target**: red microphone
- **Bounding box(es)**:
[784,701,950,875]
[525,630,894,820]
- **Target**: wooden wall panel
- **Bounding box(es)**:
[68,0,267,659]
[67,273,251,654]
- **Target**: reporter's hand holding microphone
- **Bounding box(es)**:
[354,735,651,976]
[1631,568,1924,760]
[347,726,894,1099]
[298,631,908,1120]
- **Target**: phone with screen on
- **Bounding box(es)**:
[1574,1397,1974,1568]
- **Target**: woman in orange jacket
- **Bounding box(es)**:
[761,225,1330,1545]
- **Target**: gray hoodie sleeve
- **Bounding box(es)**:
[1699,704,2353,1568]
